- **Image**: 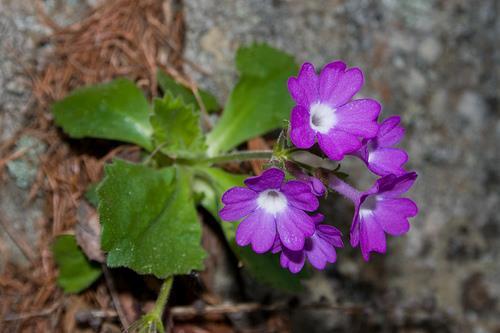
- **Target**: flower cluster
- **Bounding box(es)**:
[219,61,418,273]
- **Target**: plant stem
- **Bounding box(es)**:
[192,150,275,164]
[328,174,361,204]
[152,276,174,319]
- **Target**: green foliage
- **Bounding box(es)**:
[193,167,246,217]
[52,235,102,293]
[53,79,154,150]
[157,71,219,112]
[235,44,297,78]
[234,246,306,291]
[98,160,205,278]
[151,94,206,158]
[206,44,297,154]
[84,183,99,207]
[193,167,304,291]
[51,44,304,290]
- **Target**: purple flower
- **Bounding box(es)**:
[273,214,343,273]
[350,172,418,261]
[219,168,319,253]
[288,61,381,161]
[351,116,408,176]
[307,177,326,197]
[285,161,326,196]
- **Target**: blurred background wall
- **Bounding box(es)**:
[183,1,500,331]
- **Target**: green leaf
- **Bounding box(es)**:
[84,183,99,207]
[206,44,297,154]
[193,167,246,218]
[98,160,205,277]
[235,246,307,290]
[52,235,102,293]
[334,171,349,180]
[193,167,304,291]
[151,94,206,158]
[157,71,219,112]
[53,78,154,150]
[235,44,297,78]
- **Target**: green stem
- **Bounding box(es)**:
[152,276,174,319]
[127,277,174,332]
[178,150,275,165]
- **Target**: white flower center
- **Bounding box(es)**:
[309,102,337,134]
[359,195,378,217]
[367,140,378,157]
[257,189,288,215]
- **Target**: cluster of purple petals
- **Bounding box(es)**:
[273,213,343,273]
[219,60,418,272]
[287,60,418,261]
[348,172,418,261]
[219,168,343,273]
[349,116,408,176]
[288,61,381,161]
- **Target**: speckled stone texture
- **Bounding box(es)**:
[184,0,500,331]
[0,0,92,270]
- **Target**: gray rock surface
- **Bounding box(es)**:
[0,0,92,270]
[184,0,500,331]
[0,1,44,271]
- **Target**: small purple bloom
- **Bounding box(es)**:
[308,177,326,197]
[351,116,408,176]
[350,172,418,261]
[273,214,343,273]
[288,61,381,161]
[285,161,326,196]
[219,168,319,253]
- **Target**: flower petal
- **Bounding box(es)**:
[372,198,417,236]
[323,67,364,108]
[244,167,284,191]
[350,215,360,248]
[290,105,316,148]
[288,77,305,105]
[310,177,326,196]
[271,236,282,254]
[235,212,256,247]
[310,213,325,225]
[350,142,369,163]
[319,61,347,102]
[276,207,315,251]
[377,198,418,218]
[219,204,256,221]
[373,213,410,237]
[306,244,328,269]
[359,213,386,261]
[377,116,405,147]
[235,209,276,253]
[378,172,418,198]
[317,224,344,248]
[367,147,408,176]
[221,187,257,204]
[281,180,319,211]
[219,187,258,221]
[280,249,305,274]
[288,62,319,107]
[285,162,326,196]
[334,99,381,138]
[318,239,338,263]
[307,233,340,269]
[317,129,362,161]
